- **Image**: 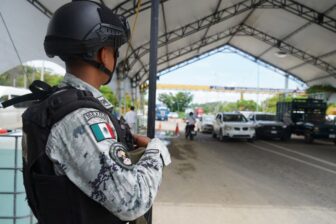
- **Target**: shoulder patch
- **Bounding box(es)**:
[97,96,113,109]
[90,122,117,142]
[109,142,133,169]
[84,111,108,122]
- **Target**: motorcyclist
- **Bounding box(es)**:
[185,112,196,138]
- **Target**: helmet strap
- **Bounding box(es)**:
[83,57,116,85]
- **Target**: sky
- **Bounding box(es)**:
[26,49,306,105]
[25,60,65,76]
[157,50,306,104]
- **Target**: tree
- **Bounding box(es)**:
[174,92,193,112]
[236,99,257,111]
[158,92,193,112]
[0,65,63,87]
[99,85,119,107]
[158,93,174,110]
[306,85,336,94]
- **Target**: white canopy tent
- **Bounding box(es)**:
[1,0,336,89]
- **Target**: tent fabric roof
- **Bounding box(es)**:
[1,0,336,88]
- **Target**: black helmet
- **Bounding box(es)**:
[44,0,130,82]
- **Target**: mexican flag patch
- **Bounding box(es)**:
[90,123,116,142]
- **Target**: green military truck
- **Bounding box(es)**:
[277,98,336,144]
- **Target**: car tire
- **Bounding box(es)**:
[281,133,291,141]
[248,137,255,143]
[219,130,226,142]
[304,131,314,144]
[212,131,217,139]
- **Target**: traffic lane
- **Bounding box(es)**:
[158,133,336,209]
[257,135,336,164]
[258,138,336,173]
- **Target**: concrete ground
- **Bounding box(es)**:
[153,122,336,224]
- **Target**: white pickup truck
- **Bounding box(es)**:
[212,112,255,142]
[0,86,31,129]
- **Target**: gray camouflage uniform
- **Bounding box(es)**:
[45,73,171,221]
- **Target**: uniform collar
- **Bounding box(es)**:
[60,73,113,109]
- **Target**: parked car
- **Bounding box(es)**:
[196,115,214,133]
[168,112,179,119]
[0,86,31,129]
[248,113,290,140]
[212,112,255,142]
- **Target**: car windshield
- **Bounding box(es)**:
[223,114,247,122]
[256,114,276,121]
[203,117,213,122]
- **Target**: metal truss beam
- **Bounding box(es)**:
[118,0,264,73]
[26,0,53,18]
[306,73,336,84]
[197,0,223,54]
[132,34,306,87]
[260,0,336,34]
[228,44,305,84]
[132,23,335,86]
[132,26,240,85]
[135,44,305,87]
[112,0,169,18]
[118,43,148,80]
[227,1,259,44]
[257,3,336,58]
[239,25,336,75]
[119,0,336,78]
[287,49,336,71]
[161,1,170,67]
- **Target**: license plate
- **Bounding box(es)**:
[271,130,277,134]
[329,134,336,139]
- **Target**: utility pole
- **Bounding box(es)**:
[147,0,159,139]
[145,1,159,223]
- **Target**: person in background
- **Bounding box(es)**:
[125,106,138,134]
[185,112,196,137]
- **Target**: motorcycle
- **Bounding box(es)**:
[185,121,196,140]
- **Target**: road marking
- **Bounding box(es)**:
[260,141,336,168]
[247,143,336,175]
[315,139,333,145]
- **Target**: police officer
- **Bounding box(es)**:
[21,1,171,224]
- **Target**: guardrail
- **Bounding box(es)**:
[0,132,34,224]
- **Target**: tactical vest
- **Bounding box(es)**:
[19,82,135,224]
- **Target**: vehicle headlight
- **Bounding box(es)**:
[282,125,287,129]
[225,126,232,131]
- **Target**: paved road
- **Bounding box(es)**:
[153,132,336,224]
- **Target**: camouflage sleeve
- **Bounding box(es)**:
[45,108,170,221]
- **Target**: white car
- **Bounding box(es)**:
[196,115,215,133]
[0,86,31,129]
[168,112,179,119]
[212,112,255,142]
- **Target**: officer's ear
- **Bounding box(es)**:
[97,47,115,70]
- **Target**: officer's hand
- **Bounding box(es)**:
[133,134,151,148]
